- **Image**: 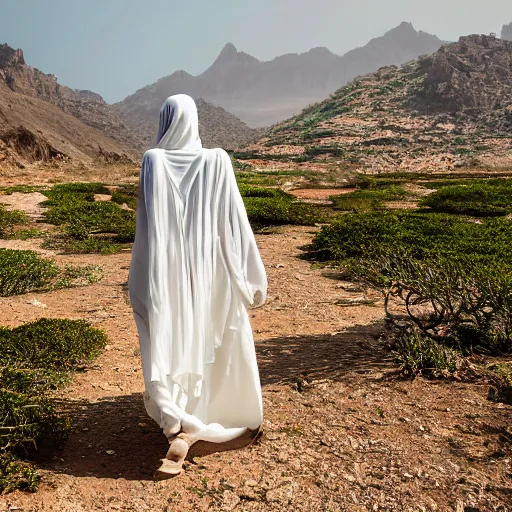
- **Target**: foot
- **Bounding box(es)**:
[153,435,190,480]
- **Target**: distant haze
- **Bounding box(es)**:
[1,0,512,103]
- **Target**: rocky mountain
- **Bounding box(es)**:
[0,44,137,168]
[0,44,259,168]
[116,22,444,128]
[502,23,512,41]
[242,35,512,174]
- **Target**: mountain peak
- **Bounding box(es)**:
[386,21,417,36]
[0,44,25,68]
[219,43,238,58]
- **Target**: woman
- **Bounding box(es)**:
[128,94,267,479]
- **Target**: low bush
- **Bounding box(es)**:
[111,185,138,211]
[487,363,512,404]
[0,318,107,370]
[0,319,107,493]
[243,196,321,229]
[422,179,512,216]
[0,206,27,239]
[238,184,322,229]
[392,331,459,376]
[306,211,512,371]
[42,183,135,253]
[0,249,58,296]
[0,249,102,296]
[306,211,512,270]
[330,185,406,212]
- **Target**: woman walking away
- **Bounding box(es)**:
[128,94,267,479]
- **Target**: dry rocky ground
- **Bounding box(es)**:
[0,177,510,512]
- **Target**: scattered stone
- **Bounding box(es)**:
[27,298,47,308]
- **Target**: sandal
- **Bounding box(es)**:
[153,435,190,480]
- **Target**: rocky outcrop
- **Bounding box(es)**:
[502,23,512,41]
[412,35,512,114]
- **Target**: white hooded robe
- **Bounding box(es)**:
[128,95,267,443]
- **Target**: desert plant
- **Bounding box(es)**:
[0,249,102,296]
[422,180,512,216]
[0,318,107,493]
[42,182,135,253]
[0,249,59,296]
[0,206,27,239]
[392,330,459,376]
[306,212,512,372]
[487,363,512,404]
[330,185,406,212]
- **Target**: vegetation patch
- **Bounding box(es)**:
[0,185,45,195]
[0,319,107,493]
[0,249,102,296]
[239,185,322,229]
[0,205,27,239]
[487,363,512,404]
[421,179,512,216]
[42,183,135,254]
[111,185,138,211]
[305,211,512,372]
[330,185,406,212]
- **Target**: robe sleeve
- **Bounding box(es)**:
[129,149,174,379]
[128,152,152,327]
[217,149,268,309]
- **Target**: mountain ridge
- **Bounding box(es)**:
[0,44,260,168]
[241,34,512,174]
[116,22,444,128]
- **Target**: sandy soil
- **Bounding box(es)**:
[0,197,510,511]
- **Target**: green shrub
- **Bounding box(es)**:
[244,196,321,229]
[392,331,459,376]
[487,363,512,404]
[306,212,512,360]
[235,183,322,228]
[0,319,107,493]
[62,237,123,255]
[422,180,512,216]
[307,212,512,269]
[0,453,40,494]
[381,256,512,354]
[0,249,102,295]
[238,184,291,199]
[330,185,406,212]
[42,183,135,254]
[0,318,107,370]
[0,249,59,296]
[0,206,27,239]
[111,185,138,211]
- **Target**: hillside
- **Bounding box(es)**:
[242,35,512,174]
[121,97,262,152]
[0,45,256,168]
[0,44,136,168]
[116,22,443,128]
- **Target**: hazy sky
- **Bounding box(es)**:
[1,0,511,103]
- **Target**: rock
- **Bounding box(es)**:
[222,490,240,510]
[266,481,298,504]
[27,298,47,308]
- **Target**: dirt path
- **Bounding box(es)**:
[0,226,511,511]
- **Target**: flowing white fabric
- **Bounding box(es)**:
[155,94,202,151]
[129,95,267,443]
